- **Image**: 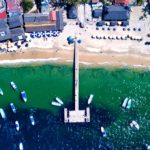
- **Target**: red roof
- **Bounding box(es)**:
[6,0,23,12]
[0,11,7,19]
[114,0,129,5]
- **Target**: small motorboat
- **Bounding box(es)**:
[55,97,63,105]
[19,142,24,150]
[100,126,107,137]
[15,120,20,131]
[21,91,27,102]
[0,88,3,96]
[10,103,17,113]
[122,97,128,108]
[126,99,132,109]
[29,115,35,126]
[51,101,61,106]
[88,94,94,104]
[130,120,140,130]
[145,144,150,150]
[10,81,17,91]
[0,108,6,119]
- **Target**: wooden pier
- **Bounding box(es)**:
[64,36,90,123]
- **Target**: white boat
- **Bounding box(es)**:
[15,120,20,131]
[51,101,61,106]
[21,91,27,102]
[10,103,17,113]
[19,142,24,150]
[145,144,150,150]
[126,99,132,109]
[0,88,3,96]
[100,126,107,137]
[122,97,129,108]
[10,81,17,91]
[29,115,35,126]
[0,108,6,119]
[88,94,94,104]
[56,97,64,105]
[130,120,140,130]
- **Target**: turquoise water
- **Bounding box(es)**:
[0,64,150,149]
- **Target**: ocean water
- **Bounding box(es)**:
[0,64,150,150]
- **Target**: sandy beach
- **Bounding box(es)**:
[0,48,150,68]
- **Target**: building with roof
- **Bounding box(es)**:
[6,0,23,16]
[24,11,64,32]
[114,0,129,6]
[0,0,7,20]
[102,5,130,21]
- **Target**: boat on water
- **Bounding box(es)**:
[126,99,132,109]
[130,120,140,130]
[122,97,129,108]
[88,94,94,104]
[10,103,17,113]
[0,88,3,96]
[10,81,17,91]
[21,91,27,102]
[51,101,61,106]
[0,108,6,119]
[145,144,150,150]
[29,115,35,126]
[19,142,24,150]
[100,126,107,137]
[56,97,64,105]
[122,97,132,109]
[15,120,20,131]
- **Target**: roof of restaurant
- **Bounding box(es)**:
[5,0,23,12]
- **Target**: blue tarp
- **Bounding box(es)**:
[103,6,130,21]
[93,9,102,18]
[67,6,77,19]
[122,21,129,26]
[110,21,117,26]
[96,21,105,26]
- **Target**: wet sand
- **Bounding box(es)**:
[0,48,150,68]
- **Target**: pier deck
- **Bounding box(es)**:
[64,36,90,123]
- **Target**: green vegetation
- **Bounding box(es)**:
[21,0,34,13]
[137,0,143,5]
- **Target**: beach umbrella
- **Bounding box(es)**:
[103,36,106,39]
[127,28,130,31]
[123,28,126,31]
[42,31,47,37]
[77,39,81,43]
[108,36,110,39]
[30,32,37,38]
[37,32,42,38]
[105,22,110,26]
[102,28,105,31]
[138,28,141,31]
[133,28,136,31]
[96,36,98,39]
[53,31,59,37]
[113,28,116,31]
[117,21,122,26]
[91,35,95,39]
[25,43,29,47]
[96,27,99,30]
[107,28,110,31]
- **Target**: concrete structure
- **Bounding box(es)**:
[64,36,90,123]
